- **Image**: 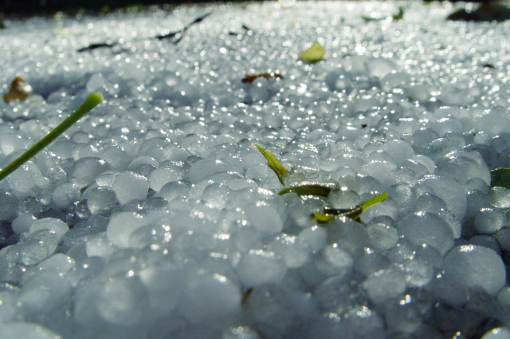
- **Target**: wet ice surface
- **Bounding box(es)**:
[0,1,509,338]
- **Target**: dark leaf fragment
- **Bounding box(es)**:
[278,184,335,197]
[311,192,388,224]
[242,72,284,84]
[491,168,510,189]
[77,42,117,52]
[3,77,32,103]
[78,12,212,51]
[241,287,254,306]
[447,4,510,22]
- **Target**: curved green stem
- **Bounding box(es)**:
[0,92,103,181]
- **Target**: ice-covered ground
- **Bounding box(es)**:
[0,1,509,338]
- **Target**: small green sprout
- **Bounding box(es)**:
[252,144,289,185]
[254,143,388,224]
[0,92,103,181]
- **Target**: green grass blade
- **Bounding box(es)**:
[360,192,388,212]
[252,144,288,185]
[0,92,103,181]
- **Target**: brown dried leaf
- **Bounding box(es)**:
[242,72,284,84]
[3,77,33,103]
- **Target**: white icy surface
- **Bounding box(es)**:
[0,1,508,338]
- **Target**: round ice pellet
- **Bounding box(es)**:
[366,219,399,251]
[106,212,146,248]
[359,196,398,224]
[188,159,229,184]
[11,214,36,234]
[416,175,467,219]
[474,208,508,235]
[86,73,105,92]
[0,322,61,339]
[315,245,353,278]
[327,188,361,209]
[496,227,510,251]
[467,190,491,218]
[298,226,327,252]
[138,264,183,314]
[437,245,506,306]
[401,259,433,287]
[178,274,240,324]
[396,212,454,255]
[435,150,490,186]
[467,177,490,195]
[367,58,396,79]
[156,181,190,201]
[236,249,287,286]
[52,183,81,209]
[68,157,109,189]
[86,186,117,214]
[363,267,406,304]
[410,193,446,215]
[481,327,510,339]
[19,272,73,315]
[86,232,116,257]
[411,129,440,155]
[497,287,510,307]
[112,171,149,205]
[95,275,149,325]
[29,217,69,241]
[269,234,310,269]
[380,139,415,166]
[37,253,75,276]
[244,196,286,235]
[490,187,510,209]
[148,168,182,192]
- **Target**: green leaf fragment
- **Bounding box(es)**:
[311,192,388,224]
[252,144,289,185]
[0,92,103,182]
[392,6,404,21]
[278,183,336,197]
[491,168,510,189]
[310,212,336,223]
[360,192,389,212]
[299,42,325,64]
